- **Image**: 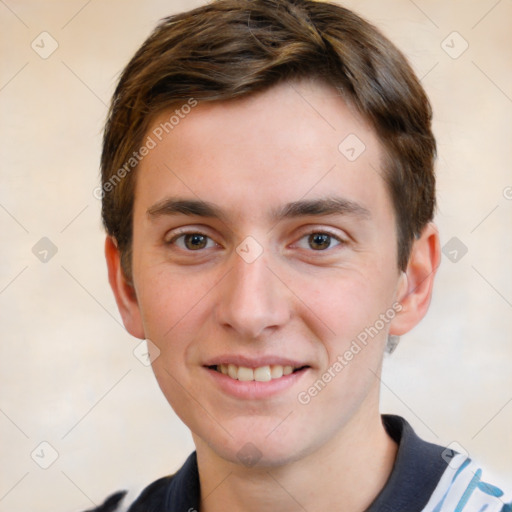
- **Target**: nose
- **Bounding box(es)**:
[214,248,291,340]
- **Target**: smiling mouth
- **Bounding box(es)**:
[208,364,309,382]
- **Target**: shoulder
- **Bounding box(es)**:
[127,475,174,512]
[422,453,512,512]
[374,416,511,512]
[126,452,199,511]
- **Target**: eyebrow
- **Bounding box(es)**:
[147,198,225,219]
[274,197,371,220]
[146,197,371,221]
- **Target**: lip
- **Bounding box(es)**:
[203,357,311,400]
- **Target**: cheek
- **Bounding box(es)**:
[136,266,208,338]
[298,268,397,400]
[303,272,392,340]
[137,271,206,417]
[298,276,389,415]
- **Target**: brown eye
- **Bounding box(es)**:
[169,232,215,250]
[308,233,333,250]
[183,233,209,250]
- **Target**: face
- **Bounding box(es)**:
[121,80,415,467]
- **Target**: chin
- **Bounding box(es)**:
[195,418,316,469]
[216,440,306,470]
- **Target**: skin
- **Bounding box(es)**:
[106,79,440,511]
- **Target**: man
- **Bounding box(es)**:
[97,0,511,510]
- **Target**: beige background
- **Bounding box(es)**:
[0,1,511,510]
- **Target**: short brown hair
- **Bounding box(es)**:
[101,0,436,280]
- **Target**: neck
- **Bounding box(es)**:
[195,406,397,512]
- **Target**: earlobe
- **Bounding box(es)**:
[390,223,441,336]
[105,237,145,339]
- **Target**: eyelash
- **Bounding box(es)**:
[293,229,346,251]
[166,228,347,252]
[166,230,218,251]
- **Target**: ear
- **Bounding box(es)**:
[389,223,441,336]
[105,236,145,339]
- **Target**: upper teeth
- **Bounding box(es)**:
[217,364,295,382]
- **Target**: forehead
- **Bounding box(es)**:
[135,79,388,221]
